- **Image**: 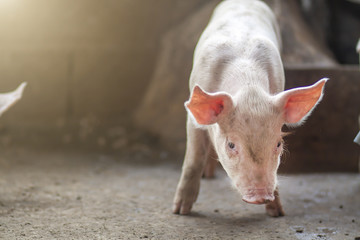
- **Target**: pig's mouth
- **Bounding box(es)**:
[242,189,275,205]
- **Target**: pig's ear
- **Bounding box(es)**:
[0,82,27,117]
[185,85,233,125]
[276,78,328,126]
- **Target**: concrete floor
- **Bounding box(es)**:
[0,147,359,240]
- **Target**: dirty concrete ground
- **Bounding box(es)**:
[0,147,359,240]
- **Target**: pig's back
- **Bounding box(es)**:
[220,0,278,45]
[191,0,284,94]
[197,0,281,53]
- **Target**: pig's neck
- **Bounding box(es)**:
[191,50,284,96]
[219,59,271,96]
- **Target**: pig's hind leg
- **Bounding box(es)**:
[265,187,285,217]
[173,121,209,215]
[203,143,218,178]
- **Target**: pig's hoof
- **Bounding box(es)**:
[265,204,285,217]
[172,201,193,215]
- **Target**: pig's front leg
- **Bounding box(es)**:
[265,187,285,217]
[173,121,208,215]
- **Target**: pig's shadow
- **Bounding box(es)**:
[185,211,268,226]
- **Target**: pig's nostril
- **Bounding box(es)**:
[242,197,273,205]
[242,189,275,205]
[264,198,272,204]
[242,197,265,204]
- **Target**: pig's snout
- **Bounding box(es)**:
[242,189,275,204]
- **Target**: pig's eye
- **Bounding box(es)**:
[277,141,282,148]
[228,142,235,149]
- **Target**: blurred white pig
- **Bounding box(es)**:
[0,82,27,117]
[173,0,327,217]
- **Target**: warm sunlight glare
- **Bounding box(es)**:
[0,0,18,8]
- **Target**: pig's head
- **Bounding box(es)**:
[185,79,327,204]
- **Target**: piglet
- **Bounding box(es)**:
[173,0,327,217]
[0,82,27,116]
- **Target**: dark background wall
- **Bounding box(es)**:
[0,0,210,129]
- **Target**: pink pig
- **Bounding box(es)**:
[173,0,327,217]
